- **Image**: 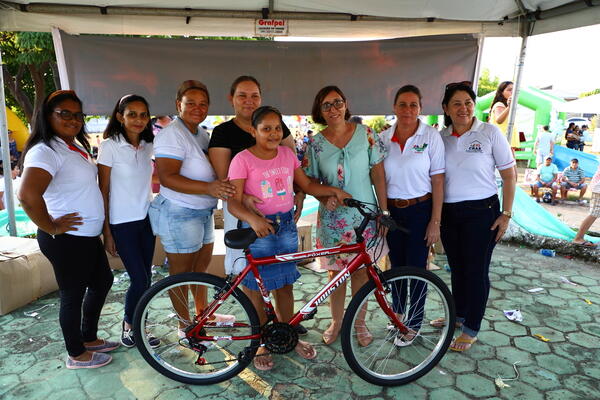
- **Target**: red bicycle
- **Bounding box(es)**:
[134,199,455,386]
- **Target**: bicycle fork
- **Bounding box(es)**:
[367,265,410,335]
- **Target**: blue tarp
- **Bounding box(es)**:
[552,145,599,178]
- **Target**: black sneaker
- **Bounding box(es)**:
[146,332,161,349]
[294,324,308,336]
[121,325,135,348]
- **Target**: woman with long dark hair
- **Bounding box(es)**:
[489,81,520,148]
[97,94,159,348]
[438,82,516,352]
[18,90,117,369]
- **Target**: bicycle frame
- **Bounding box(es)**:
[188,238,409,342]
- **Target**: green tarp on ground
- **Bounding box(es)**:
[510,187,599,243]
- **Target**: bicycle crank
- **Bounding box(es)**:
[262,322,298,354]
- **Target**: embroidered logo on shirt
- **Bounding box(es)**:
[466,140,483,153]
[412,143,428,153]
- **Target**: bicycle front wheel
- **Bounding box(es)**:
[341,268,455,386]
[133,272,260,385]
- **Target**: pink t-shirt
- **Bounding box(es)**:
[229,146,300,215]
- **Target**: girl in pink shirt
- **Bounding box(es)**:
[228,106,349,371]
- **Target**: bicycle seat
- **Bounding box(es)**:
[224,228,258,249]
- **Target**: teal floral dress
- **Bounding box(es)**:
[302,124,387,270]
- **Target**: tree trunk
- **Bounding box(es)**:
[2,64,34,123]
[50,61,61,90]
[28,61,49,124]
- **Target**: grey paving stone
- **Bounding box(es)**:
[455,373,496,397]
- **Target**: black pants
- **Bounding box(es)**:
[110,216,155,324]
[386,199,432,330]
[440,195,500,337]
[37,230,113,357]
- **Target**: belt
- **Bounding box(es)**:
[387,193,432,209]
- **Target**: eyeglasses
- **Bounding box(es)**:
[321,99,345,112]
[54,110,86,122]
[445,81,473,91]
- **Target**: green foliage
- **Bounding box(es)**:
[1,31,57,124]
[363,116,387,133]
[15,32,55,64]
[580,88,600,98]
[477,68,500,97]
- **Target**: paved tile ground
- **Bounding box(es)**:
[1,244,599,400]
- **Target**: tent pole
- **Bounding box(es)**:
[0,48,18,236]
[471,33,485,95]
[51,27,70,90]
[506,22,530,143]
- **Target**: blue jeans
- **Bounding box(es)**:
[441,195,500,337]
[110,216,155,324]
[241,210,300,291]
[386,199,432,330]
[148,194,215,254]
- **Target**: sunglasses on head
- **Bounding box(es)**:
[54,109,86,122]
[445,81,473,91]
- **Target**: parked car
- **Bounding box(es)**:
[566,117,591,128]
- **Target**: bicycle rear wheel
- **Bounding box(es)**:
[133,272,260,385]
[341,268,455,386]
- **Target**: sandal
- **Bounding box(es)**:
[573,240,597,248]
[253,349,274,371]
[295,340,317,360]
[322,323,341,345]
[449,335,478,352]
[354,324,373,347]
[393,328,420,347]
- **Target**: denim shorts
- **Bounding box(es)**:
[241,209,300,291]
[148,194,215,254]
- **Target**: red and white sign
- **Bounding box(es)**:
[255,19,288,36]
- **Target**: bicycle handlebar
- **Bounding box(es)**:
[342,198,403,234]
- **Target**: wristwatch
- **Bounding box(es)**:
[502,210,512,218]
[382,210,391,216]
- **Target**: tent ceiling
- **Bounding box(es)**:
[1,0,599,38]
[557,94,600,113]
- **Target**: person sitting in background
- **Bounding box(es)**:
[531,156,558,204]
[572,162,600,248]
[533,125,555,167]
[560,158,587,203]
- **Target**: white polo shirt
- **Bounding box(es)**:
[381,121,445,199]
[154,118,217,210]
[23,138,104,236]
[441,118,515,203]
[97,137,153,224]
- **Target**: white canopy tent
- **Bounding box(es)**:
[1,0,600,235]
[558,93,600,113]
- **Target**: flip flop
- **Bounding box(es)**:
[449,336,478,352]
[295,341,317,360]
[253,351,274,371]
[574,240,597,248]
